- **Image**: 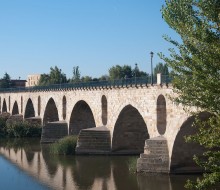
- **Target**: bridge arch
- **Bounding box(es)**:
[24,98,35,118]
[12,101,19,115]
[157,94,167,135]
[170,112,210,173]
[69,100,96,135]
[2,98,7,112]
[0,97,1,113]
[112,104,149,154]
[62,96,66,120]
[101,95,107,125]
[43,98,59,125]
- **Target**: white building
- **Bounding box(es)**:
[26,74,41,87]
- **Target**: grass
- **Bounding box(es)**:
[127,156,138,173]
[50,135,78,155]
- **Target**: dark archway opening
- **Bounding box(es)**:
[38,96,41,116]
[2,99,7,112]
[69,100,96,135]
[101,95,107,125]
[157,94,167,135]
[43,98,59,125]
[21,96,23,114]
[112,105,149,154]
[170,112,211,173]
[8,96,10,111]
[12,101,19,115]
[62,96,66,120]
[24,99,35,118]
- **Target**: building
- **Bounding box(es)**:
[26,74,41,87]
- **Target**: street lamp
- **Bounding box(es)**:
[134,63,138,85]
[150,51,154,85]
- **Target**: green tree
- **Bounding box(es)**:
[154,63,169,76]
[161,0,220,189]
[0,73,11,88]
[71,66,81,82]
[109,65,136,80]
[81,76,92,82]
[38,66,67,86]
[109,65,123,80]
[132,64,148,78]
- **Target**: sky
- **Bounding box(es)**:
[0,0,180,80]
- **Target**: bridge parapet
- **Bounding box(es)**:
[0,75,172,93]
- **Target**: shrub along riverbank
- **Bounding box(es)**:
[0,115,42,138]
[50,135,78,155]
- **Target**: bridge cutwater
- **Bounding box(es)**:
[0,74,207,173]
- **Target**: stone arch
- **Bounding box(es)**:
[170,112,210,173]
[12,101,19,115]
[43,98,59,125]
[8,96,10,111]
[69,100,96,135]
[62,96,66,120]
[2,99,7,112]
[156,94,167,135]
[0,97,1,113]
[38,96,41,116]
[101,95,107,125]
[24,98,35,118]
[21,96,23,114]
[112,105,149,154]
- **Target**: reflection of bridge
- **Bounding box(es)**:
[0,74,206,173]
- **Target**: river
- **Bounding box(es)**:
[0,138,203,190]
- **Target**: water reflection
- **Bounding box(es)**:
[0,138,208,190]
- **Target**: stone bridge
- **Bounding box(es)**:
[0,76,206,173]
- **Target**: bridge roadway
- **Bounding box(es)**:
[0,75,206,173]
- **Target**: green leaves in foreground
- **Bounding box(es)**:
[185,115,220,190]
[161,0,220,189]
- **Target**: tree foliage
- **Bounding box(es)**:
[38,66,67,86]
[71,66,81,82]
[0,73,11,88]
[109,64,148,80]
[154,63,169,75]
[161,0,220,189]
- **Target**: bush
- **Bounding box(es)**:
[127,156,138,173]
[50,135,78,155]
[5,121,42,138]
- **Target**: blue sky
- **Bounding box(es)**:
[0,0,179,80]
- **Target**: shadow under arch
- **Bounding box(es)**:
[170,112,211,173]
[38,96,41,116]
[24,98,35,118]
[62,96,66,120]
[43,98,59,125]
[12,101,19,115]
[112,105,149,154]
[2,99,7,112]
[101,95,107,125]
[157,94,167,135]
[69,100,96,135]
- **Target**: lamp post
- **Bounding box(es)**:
[134,63,138,85]
[150,51,154,85]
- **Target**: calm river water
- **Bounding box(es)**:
[0,138,201,190]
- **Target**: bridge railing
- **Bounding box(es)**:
[0,75,172,93]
